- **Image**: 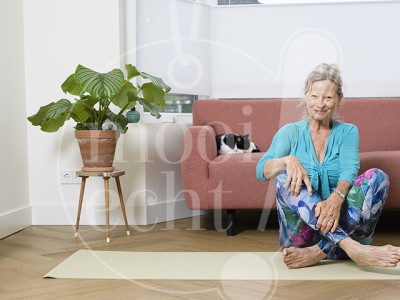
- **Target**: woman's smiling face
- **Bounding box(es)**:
[305,79,341,124]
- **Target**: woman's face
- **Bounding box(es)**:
[305,79,341,124]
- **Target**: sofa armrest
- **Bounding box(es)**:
[359,150,400,209]
[181,125,217,209]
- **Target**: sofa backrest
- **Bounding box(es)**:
[192,98,400,152]
[339,98,400,152]
[193,99,303,152]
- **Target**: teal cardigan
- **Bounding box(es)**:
[256,119,360,200]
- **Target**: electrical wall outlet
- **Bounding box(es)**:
[60,171,73,184]
[60,171,82,184]
[73,171,82,184]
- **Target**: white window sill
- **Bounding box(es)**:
[140,113,193,125]
[213,0,399,7]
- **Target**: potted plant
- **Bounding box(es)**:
[28,64,171,171]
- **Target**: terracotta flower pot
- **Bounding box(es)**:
[75,130,120,172]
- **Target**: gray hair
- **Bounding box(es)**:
[301,63,344,120]
[304,63,343,98]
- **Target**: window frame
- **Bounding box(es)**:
[215,0,398,6]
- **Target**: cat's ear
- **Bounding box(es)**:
[243,134,249,139]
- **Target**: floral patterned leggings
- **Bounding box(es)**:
[276,168,390,259]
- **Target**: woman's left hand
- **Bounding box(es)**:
[315,195,343,234]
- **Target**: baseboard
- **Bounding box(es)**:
[146,198,205,225]
[31,199,205,226]
[32,203,148,225]
[0,206,32,239]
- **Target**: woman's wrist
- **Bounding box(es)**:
[282,156,291,165]
[331,190,345,204]
[334,188,346,199]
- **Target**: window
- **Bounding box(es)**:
[161,94,197,114]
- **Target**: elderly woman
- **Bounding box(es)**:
[256,63,400,268]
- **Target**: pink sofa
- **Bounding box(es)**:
[181,99,400,235]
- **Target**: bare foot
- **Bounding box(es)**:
[282,245,327,268]
[339,238,400,267]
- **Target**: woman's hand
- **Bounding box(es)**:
[315,194,343,234]
[283,156,313,197]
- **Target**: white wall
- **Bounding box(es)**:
[24,0,123,225]
[144,123,195,224]
[0,0,31,238]
[211,2,400,98]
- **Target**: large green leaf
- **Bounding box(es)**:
[126,64,141,80]
[125,65,171,95]
[111,82,138,110]
[61,74,84,96]
[141,72,171,92]
[40,117,71,132]
[27,99,73,132]
[138,97,161,119]
[75,65,124,98]
[141,83,166,108]
[79,95,99,107]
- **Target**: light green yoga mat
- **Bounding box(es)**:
[44,250,400,280]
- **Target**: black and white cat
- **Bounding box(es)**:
[216,133,260,155]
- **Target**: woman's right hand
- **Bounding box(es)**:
[283,156,313,197]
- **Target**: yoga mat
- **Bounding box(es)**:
[44,250,400,280]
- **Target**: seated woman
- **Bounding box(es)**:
[256,63,400,268]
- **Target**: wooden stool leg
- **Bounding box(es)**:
[75,176,87,237]
[115,176,130,236]
[104,177,110,243]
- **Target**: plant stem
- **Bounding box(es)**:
[118,103,131,116]
[99,98,111,128]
